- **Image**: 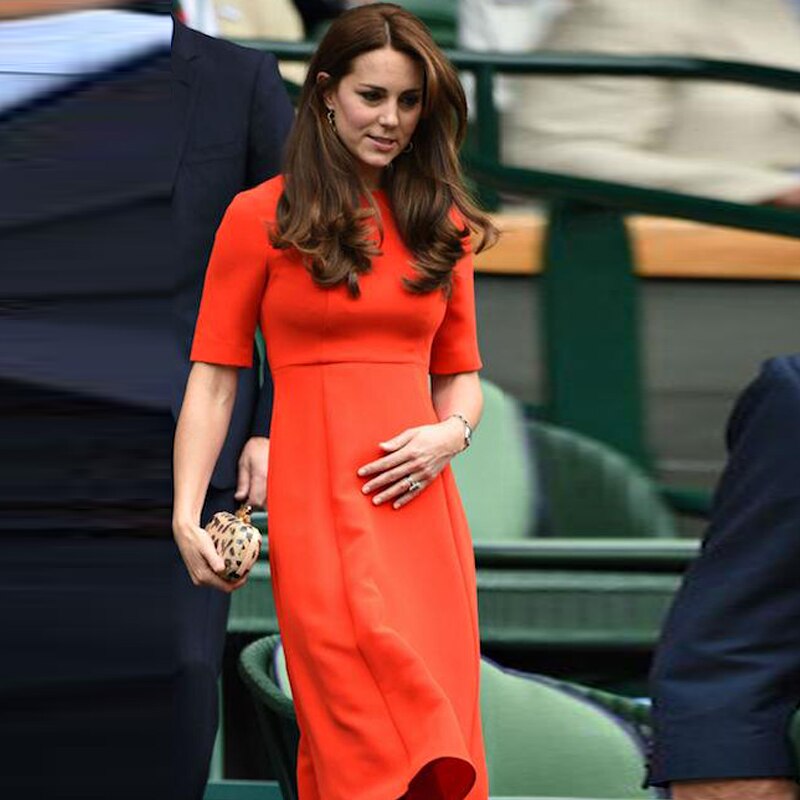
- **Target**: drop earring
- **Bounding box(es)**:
[403,140,414,154]
[326,107,336,130]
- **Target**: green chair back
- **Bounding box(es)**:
[480,658,652,798]
[452,378,675,539]
[532,420,677,538]
[238,637,298,800]
[452,379,538,541]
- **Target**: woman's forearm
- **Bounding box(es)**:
[431,372,483,442]
[173,363,238,527]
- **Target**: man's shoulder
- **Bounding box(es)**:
[174,21,270,70]
[727,354,800,446]
[761,354,800,393]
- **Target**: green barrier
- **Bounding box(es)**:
[204,780,282,799]
[229,538,694,647]
[238,40,800,190]
[464,155,799,473]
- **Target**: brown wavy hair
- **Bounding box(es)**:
[271,2,498,297]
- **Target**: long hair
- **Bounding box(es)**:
[272,3,497,298]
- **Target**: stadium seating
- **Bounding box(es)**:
[452,380,677,539]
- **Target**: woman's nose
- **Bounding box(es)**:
[378,103,399,127]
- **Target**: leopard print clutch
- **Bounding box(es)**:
[205,504,262,581]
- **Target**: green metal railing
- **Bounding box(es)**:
[242,41,800,500]
[244,41,800,179]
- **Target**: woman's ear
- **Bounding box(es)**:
[317,71,333,109]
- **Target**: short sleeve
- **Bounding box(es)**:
[190,191,270,368]
[429,228,483,375]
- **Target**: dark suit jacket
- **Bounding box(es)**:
[0,22,292,528]
[648,354,800,784]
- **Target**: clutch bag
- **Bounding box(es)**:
[205,504,262,581]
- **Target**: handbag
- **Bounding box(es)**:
[205,504,262,581]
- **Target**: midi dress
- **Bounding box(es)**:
[190,175,488,800]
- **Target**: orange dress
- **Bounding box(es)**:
[191,176,488,800]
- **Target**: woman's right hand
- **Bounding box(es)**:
[173,520,247,594]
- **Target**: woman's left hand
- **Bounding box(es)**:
[357,418,465,509]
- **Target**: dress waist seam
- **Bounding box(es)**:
[272,360,428,372]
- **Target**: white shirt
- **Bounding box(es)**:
[0,9,172,113]
[180,0,219,35]
[457,0,569,115]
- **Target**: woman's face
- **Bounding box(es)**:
[321,46,424,189]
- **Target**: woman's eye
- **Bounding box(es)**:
[400,95,420,108]
[359,92,381,102]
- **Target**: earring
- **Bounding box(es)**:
[326,107,336,130]
[404,140,414,154]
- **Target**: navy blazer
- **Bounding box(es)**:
[648,354,800,784]
[0,24,292,527]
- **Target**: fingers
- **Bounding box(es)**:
[195,529,224,573]
[389,476,427,509]
[370,473,428,508]
[200,570,248,594]
[249,485,266,508]
[235,459,251,501]
[358,427,423,477]
[176,525,248,593]
[358,447,415,479]
[361,460,422,494]
[192,560,249,593]
[378,428,416,452]
[236,438,269,507]
[196,535,250,592]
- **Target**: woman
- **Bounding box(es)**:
[173,4,497,798]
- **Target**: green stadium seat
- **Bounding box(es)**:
[480,659,652,798]
[453,379,677,540]
[237,637,298,800]
[239,635,655,799]
[532,420,677,538]
[452,379,539,541]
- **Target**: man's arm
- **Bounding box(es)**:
[648,356,800,791]
[670,778,798,800]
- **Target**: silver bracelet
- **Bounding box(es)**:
[447,413,473,450]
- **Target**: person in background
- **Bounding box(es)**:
[177,0,307,83]
[292,0,350,35]
[457,0,568,116]
[649,355,800,800]
[503,0,800,206]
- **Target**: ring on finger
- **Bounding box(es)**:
[407,478,422,493]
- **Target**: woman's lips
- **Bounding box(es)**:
[367,135,397,152]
